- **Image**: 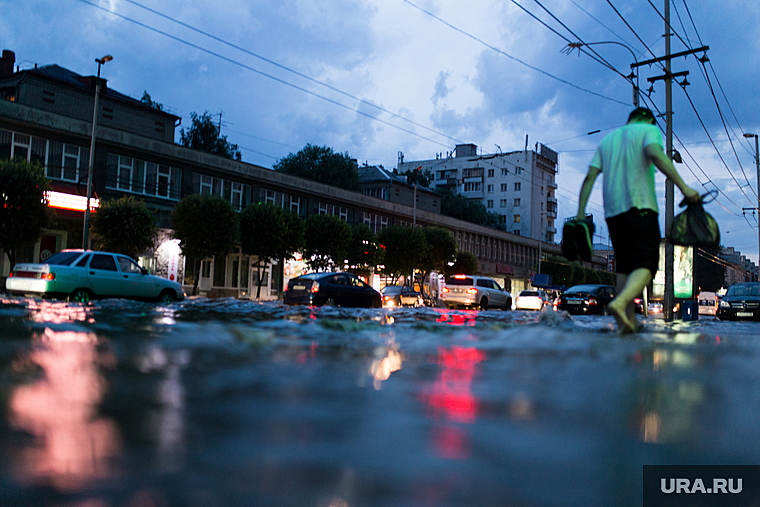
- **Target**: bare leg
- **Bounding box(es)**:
[608,268,652,334]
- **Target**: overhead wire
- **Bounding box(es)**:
[402,0,630,106]
[73,0,455,150]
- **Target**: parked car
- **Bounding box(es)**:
[633,297,645,314]
[441,274,512,310]
[716,283,760,321]
[698,291,718,316]
[381,285,424,308]
[648,301,663,315]
[515,289,551,311]
[5,249,184,303]
[556,284,617,315]
[284,272,382,308]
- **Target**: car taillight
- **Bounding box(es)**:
[42,273,55,281]
[283,284,288,292]
[8,272,12,278]
[587,297,597,306]
[383,295,390,301]
[466,288,478,295]
[442,287,449,293]
[310,282,320,293]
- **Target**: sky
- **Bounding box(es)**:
[2,0,760,264]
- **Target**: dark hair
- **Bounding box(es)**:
[628,107,655,123]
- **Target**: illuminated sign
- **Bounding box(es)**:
[45,191,99,212]
[653,244,693,299]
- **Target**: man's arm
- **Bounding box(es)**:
[576,165,601,220]
[645,143,701,203]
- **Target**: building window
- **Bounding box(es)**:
[264,189,276,205]
[42,90,55,104]
[464,182,481,192]
[318,202,329,215]
[500,183,507,192]
[513,230,520,236]
[487,169,494,178]
[487,200,494,209]
[514,214,521,223]
[102,107,114,120]
[110,154,183,201]
[487,184,494,193]
[462,167,483,179]
[289,195,301,214]
[515,167,523,175]
[500,199,507,208]
[514,198,521,207]
[501,168,508,176]
[333,206,348,221]
[514,182,521,191]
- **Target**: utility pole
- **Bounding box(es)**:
[631,0,708,321]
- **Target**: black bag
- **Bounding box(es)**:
[667,191,720,248]
[561,216,595,262]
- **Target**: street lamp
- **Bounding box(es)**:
[743,132,760,267]
[82,54,113,249]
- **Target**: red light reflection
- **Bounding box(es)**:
[421,346,486,459]
[434,310,477,326]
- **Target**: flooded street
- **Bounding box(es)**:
[1,296,760,506]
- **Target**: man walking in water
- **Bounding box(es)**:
[576,107,701,333]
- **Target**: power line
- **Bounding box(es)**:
[118,0,466,147]
[73,0,455,150]
[403,0,630,106]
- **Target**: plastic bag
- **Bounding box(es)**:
[667,191,720,248]
[561,216,595,262]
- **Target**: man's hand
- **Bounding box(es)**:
[681,187,701,204]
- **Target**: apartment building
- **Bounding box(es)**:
[397,142,559,243]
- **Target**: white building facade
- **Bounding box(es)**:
[398,143,559,244]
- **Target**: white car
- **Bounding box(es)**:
[6,249,185,304]
[441,274,512,310]
[515,289,551,311]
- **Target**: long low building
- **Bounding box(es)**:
[0,50,606,299]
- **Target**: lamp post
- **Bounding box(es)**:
[743,132,760,269]
[82,54,113,249]
[562,41,640,106]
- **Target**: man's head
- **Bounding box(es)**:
[628,107,656,124]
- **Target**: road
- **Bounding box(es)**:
[0,296,758,506]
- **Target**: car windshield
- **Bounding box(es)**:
[382,286,403,295]
[520,291,539,297]
[299,273,331,280]
[565,285,599,294]
[446,277,474,286]
[44,251,84,266]
[726,284,760,297]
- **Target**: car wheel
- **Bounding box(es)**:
[325,297,336,306]
[371,298,382,309]
[504,298,512,311]
[158,290,176,303]
[68,288,92,304]
[480,298,488,311]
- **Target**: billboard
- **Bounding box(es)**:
[652,244,693,299]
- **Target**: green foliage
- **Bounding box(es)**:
[377,225,427,284]
[0,158,50,267]
[89,195,157,259]
[695,246,724,292]
[446,251,479,276]
[140,91,164,111]
[171,194,237,295]
[572,265,586,286]
[346,223,384,276]
[418,226,457,285]
[179,111,242,161]
[274,144,361,191]
[399,167,434,188]
[303,214,352,272]
[439,188,507,232]
[239,203,304,298]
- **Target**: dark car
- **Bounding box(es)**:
[284,272,382,308]
[716,282,760,321]
[557,284,618,315]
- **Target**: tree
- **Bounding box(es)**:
[140,91,164,111]
[274,144,361,191]
[303,214,352,272]
[179,111,242,161]
[377,225,427,284]
[418,226,457,291]
[89,195,157,259]
[0,158,50,267]
[171,194,237,295]
[239,203,304,299]
[439,188,507,232]
[345,223,384,277]
[446,251,479,276]
[399,166,434,188]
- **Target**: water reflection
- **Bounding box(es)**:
[370,339,403,390]
[8,328,121,491]
[421,346,486,459]
[434,310,477,326]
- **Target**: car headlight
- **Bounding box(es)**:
[719,300,730,308]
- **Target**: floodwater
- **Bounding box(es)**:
[1,296,759,507]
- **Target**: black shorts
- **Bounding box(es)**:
[606,208,660,275]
